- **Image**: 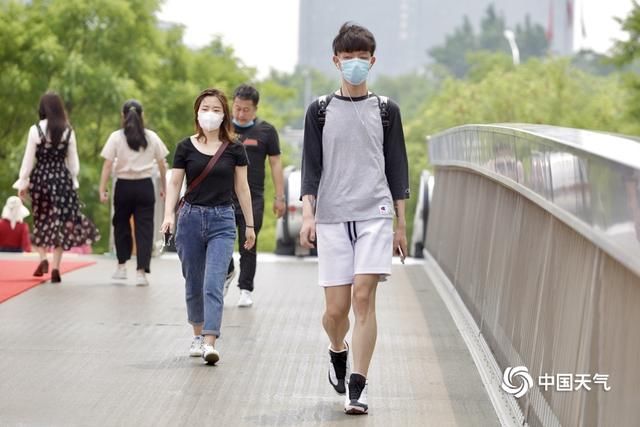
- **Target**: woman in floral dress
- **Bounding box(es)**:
[13,92,100,283]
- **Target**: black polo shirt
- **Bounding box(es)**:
[234,118,281,198]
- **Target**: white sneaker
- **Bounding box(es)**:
[189,336,203,357]
[223,269,236,297]
[202,343,220,365]
[237,290,253,307]
[344,373,368,415]
[112,266,127,280]
[135,271,149,286]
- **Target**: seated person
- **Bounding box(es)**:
[0,196,32,252]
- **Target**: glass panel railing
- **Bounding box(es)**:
[429,124,640,276]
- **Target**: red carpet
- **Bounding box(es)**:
[0,260,95,303]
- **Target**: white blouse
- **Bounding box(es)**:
[13,119,80,191]
[100,129,169,179]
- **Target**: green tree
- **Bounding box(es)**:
[429,16,476,78]
[429,5,549,78]
[515,14,548,60]
[260,66,337,129]
[611,0,640,128]
[611,0,640,67]
[572,49,620,76]
[477,4,509,53]
[407,55,631,149]
[372,68,441,122]
[401,53,633,239]
[0,0,256,253]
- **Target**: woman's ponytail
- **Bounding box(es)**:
[122,100,147,151]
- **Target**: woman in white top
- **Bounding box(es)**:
[99,100,168,286]
[13,91,100,282]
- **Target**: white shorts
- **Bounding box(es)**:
[316,218,393,287]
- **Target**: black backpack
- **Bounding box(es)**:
[317,92,390,130]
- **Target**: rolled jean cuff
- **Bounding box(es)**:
[202,329,220,338]
[188,320,204,327]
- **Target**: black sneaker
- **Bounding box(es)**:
[328,342,350,394]
[344,373,368,415]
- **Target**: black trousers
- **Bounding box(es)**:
[112,178,155,273]
[228,196,264,291]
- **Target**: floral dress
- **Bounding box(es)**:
[29,125,100,249]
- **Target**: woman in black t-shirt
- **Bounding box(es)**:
[161,88,255,365]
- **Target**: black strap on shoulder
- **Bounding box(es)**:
[317,92,390,129]
[375,95,390,128]
[63,127,72,143]
[185,141,229,196]
[35,124,72,144]
[317,93,335,129]
[35,124,46,143]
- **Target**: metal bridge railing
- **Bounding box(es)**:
[425,124,640,427]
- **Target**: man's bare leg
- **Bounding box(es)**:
[351,274,378,377]
[323,285,351,351]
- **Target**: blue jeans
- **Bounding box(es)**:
[175,202,236,337]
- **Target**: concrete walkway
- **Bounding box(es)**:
[0,253,498,426]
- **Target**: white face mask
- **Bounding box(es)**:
[198,111,224,131]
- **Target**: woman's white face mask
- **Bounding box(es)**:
[198,111,224,131]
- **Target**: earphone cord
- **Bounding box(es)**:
[341,85,387,178]
[341,85,366,127]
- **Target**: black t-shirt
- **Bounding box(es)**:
[172,137,248,207]
[234,118,280,197]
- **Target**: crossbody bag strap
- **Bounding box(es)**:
[184,141,229,197]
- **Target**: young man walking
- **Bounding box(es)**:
[300,22,409,415]
[226,84,285,307]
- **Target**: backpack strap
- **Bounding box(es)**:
[317,94,334,129]
[317,92,390,129]
[376,95,390,128]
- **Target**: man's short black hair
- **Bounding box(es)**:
[233,84,260,106]
[332,22,376,56]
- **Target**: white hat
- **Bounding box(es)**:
[2,196,30,229]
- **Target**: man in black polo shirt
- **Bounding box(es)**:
[226,84,285,307]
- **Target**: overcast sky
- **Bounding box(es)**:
[157,0,633,78]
